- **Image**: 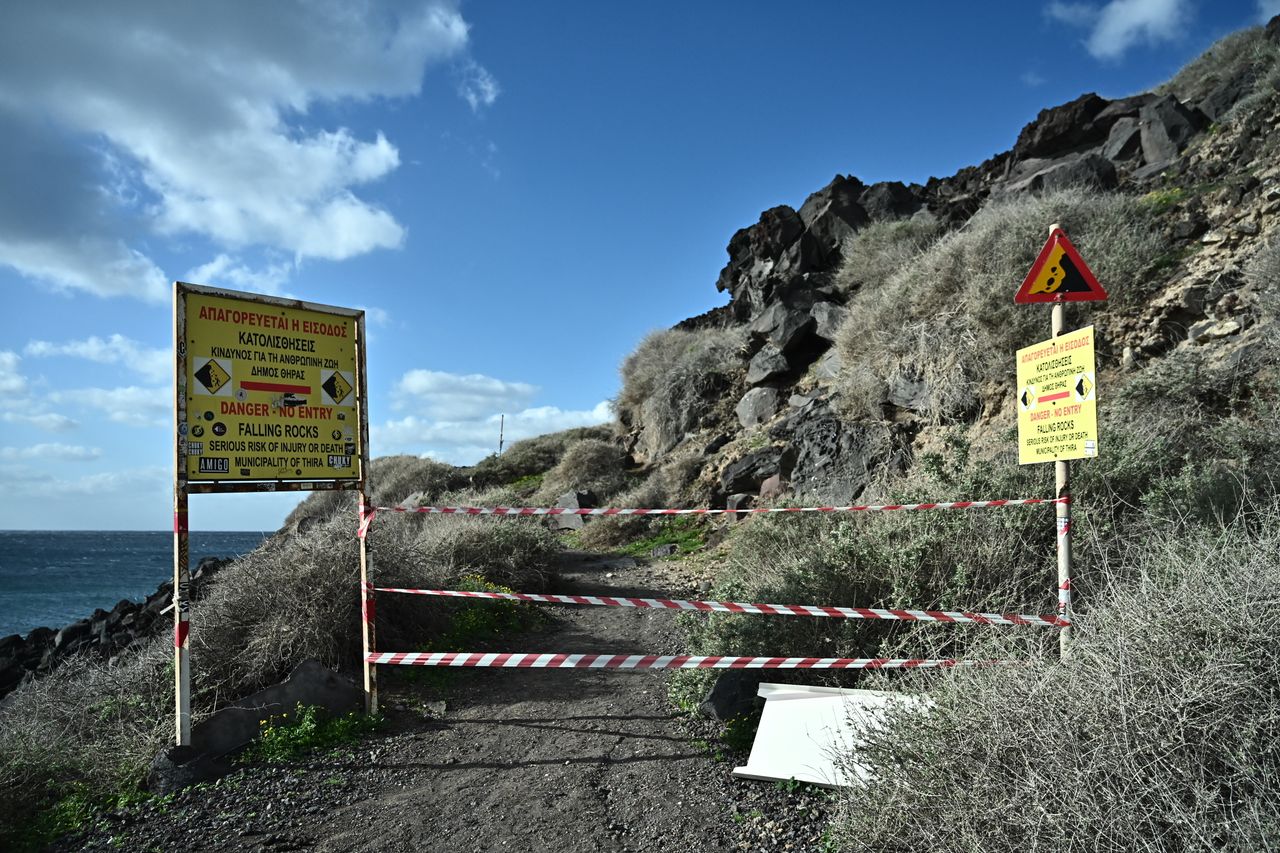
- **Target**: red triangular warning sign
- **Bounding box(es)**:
[1015,228,1108,304]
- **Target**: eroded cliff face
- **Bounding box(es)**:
[618,19,1280,509]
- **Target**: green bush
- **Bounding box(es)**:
[828,506,1280,850]
[834,188,1164,421]
[241,703,382,765]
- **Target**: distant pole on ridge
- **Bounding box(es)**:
[499,414,505,455]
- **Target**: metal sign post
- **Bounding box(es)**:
[1050,297,1073,657]
[1014,223,1108,660]
[172,282,369,744]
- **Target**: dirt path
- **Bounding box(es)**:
[56,552,836,852]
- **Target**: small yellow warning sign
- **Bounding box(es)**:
[322,371,352,406]
[1016,326,1098,464]
[194,359,231,395]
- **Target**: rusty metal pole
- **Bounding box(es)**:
[356,312,378,714]
[1048,225,1073,659]
[173,284,193,745]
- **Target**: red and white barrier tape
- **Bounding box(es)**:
[367,497,1066,518]
[373,586,1069,628]
[365,651,990,670]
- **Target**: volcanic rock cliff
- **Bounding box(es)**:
[615,18,1280,512]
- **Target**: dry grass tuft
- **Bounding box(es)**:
[533,438,632,505]
[829,507,1280,851]
[834,188,1163,422]
[615,326,747,460]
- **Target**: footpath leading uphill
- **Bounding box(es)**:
[54,551,835,853]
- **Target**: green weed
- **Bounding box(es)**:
[240,704,382,765]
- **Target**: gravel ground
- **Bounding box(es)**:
[52,553,839,852]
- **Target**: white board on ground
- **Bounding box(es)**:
[732,683,925,788]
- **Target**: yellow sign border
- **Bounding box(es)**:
[174,282,368,491]
[1015,325,1099,465]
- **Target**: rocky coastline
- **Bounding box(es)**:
[0,556,233,704]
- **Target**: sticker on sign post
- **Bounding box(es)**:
[1016,326,1098,464]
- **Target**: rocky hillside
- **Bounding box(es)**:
[611,18,1280,515]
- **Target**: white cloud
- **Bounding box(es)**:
[51,386,170,428]
[17,465,169,498]
[0,351,26,394]
[1046,1,1101,25]
[0,2,478,301]
[457,60,501,112]
[374,400,613,465]
[184,254,296,297]
[1,411,79,432]
[1047,0,1193,60]
[0,443,101,461]
[394,369,539,420]
[1022,71,1047,87]
[25,334,170,383]
[1259,1,1280,21]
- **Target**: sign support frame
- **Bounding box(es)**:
[172,281,369,744]
[355,312,377,715]
[173,293,192,745]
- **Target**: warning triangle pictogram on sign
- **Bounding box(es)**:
[1015,228,1108,304]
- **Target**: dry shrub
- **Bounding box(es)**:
[284,455,466,531]
[834,216,944,297]
[828,507,1280,851]
[834,188,1163,421]
[1158,25,1280,106]
[575,450,707,549]
[1247,236,1280,328]
[533,438,632,505]
[469,426,613,489]
[0,640,171,829]
[0,508,561,831]
[614,326,748,460]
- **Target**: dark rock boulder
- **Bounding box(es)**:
[736,387,781,428]
[860,181,923,220]
[716,206,811,318]
[776,402,883,504]
[1002,152,1118,195]
[1102,117,1142,161]
[746,345,792,386]
[810,302,847,342]
[1139,95,1209,166]
[797,175,869,266]
[1013,92,1110,160]
[751,302,817,353]
[720,446,796,497]
[700,670,762,721]
[1266,14,1280,44]
[553,490,597,531]
[1038,154,1118,193]
[148,660,363,794]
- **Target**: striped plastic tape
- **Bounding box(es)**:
[373,586,1069,628]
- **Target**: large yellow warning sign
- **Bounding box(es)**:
[1016,326,1098,465]
[182,290,362,481]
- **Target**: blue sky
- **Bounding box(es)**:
[1,0,1276,531]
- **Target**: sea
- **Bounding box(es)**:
[0,530,270,639]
